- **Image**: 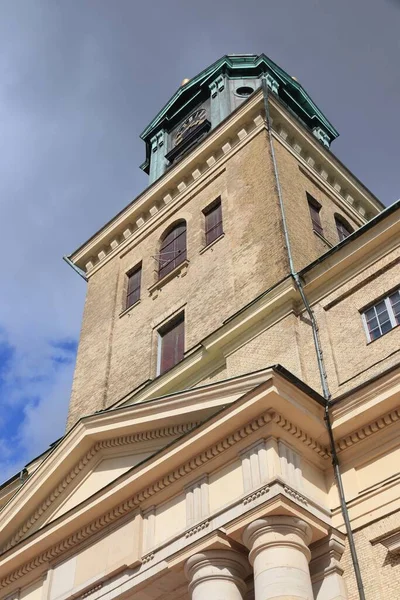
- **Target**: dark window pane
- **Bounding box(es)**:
[381,320,393,335]
[158,222,187,279]
[126,266,141,309]
[367,316,378,331]
[307,195,323,236]
[365,307,376,321]
[204,200,223,246]
[335,217,353,242]
[375,301,387,315]
[370,327,382,341]
[159,315,184,374]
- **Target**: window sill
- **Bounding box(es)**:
[148,259,189,299]
[199,233,225,254]
[313,229,333,248]
[119,299,141,318]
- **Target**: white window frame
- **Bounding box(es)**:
[362,290,400,342]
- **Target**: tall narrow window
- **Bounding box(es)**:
[126,265,141,309]
[158,221,187,280]
[335,215,353,242]
[204,198,223,246]
[307,193,323,236]
[158,313,185,375]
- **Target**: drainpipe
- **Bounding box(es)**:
[261,77,366,600]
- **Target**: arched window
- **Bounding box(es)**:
[158,221,187,279]
[335,214,353,242]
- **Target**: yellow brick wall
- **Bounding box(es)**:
[67,131,290,427]
[341,511,400,599]
[67,125,388,429]
[316,248,400,396]
[274,139,361,271]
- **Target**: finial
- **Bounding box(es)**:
[180,78,190,87]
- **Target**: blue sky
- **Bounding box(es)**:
[0,0,399,483]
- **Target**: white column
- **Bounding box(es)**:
[309,533,348,600]
[185,549,249,600]
[243,516,313,600]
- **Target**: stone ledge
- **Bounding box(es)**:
[148,259,190,299]
[199,233,225,255]
[119,299,141,318]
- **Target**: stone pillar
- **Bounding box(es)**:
[185,549,249,600]
[243,516,313,600]
[309,532,348,600]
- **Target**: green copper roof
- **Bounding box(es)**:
[140,54,339,142]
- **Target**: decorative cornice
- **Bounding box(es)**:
[185,520,210,538]
[283,485,308,505]
[336,408,400,452]
[0,410,327,589]
[76,109,266,276]
[142,552,155,564]
[80,582,103,599]
[270,412,330,459]
[270,104,381,222]
[243,485,270,505]
[2,422,199,553]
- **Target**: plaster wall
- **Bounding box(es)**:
[48,516,140,600]
[19,579,43,600]
[51,451,152,520]
[208,459,243,513]
[155,493,186,545]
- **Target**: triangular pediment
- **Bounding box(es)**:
[0,368,291,556]
[0,418,200,553]
[42,448,155,526]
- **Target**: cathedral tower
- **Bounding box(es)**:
[0,54,399,600]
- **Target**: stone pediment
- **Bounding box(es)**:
[42,446,155,526]
[0,366,335,597]
[0,369,274,555]
[0,422,198,554]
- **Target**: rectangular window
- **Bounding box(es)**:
[362,289,400,341]
[126,265,141,309]
[204,198,223,246]
[158,313,185,375]
[307,193,323,236]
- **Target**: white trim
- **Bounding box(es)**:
[156,331,162,377]
[362,289,400,342]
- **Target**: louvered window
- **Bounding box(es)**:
[158,314,185,375]
[158,222,187,280]
[204,199,223,246]
[335,215,353,242]
[362,289,400,341]
[126,265,141,309]
[307,193,323,236]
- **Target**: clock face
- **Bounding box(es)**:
[174,108,207,146]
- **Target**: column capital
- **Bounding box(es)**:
[185,549,249,596]
[243,516,312,564]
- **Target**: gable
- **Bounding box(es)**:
[46,450,153,524]
[0,421,200,554]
